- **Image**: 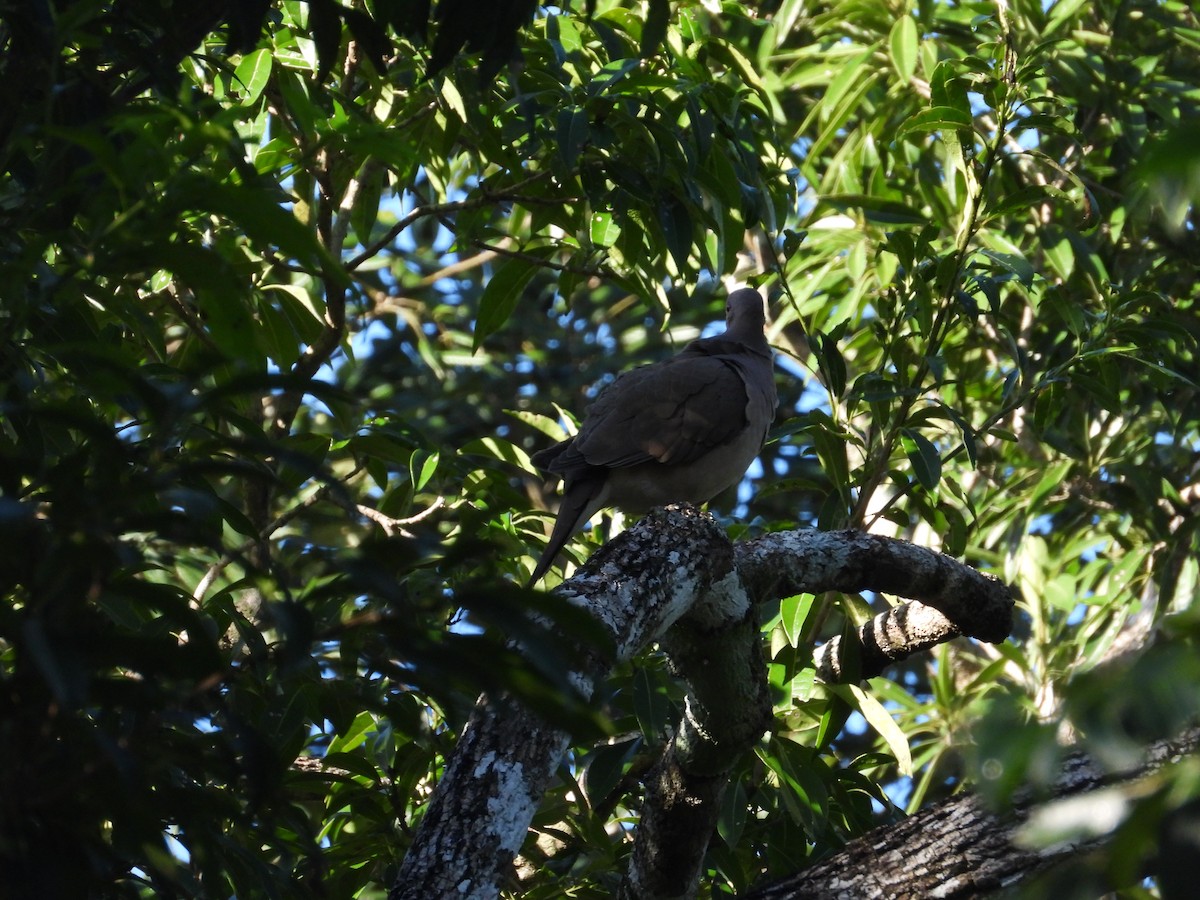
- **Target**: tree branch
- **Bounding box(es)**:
[392,505,737,900]
[394,513,1013,899]
[746,726,1200,899]
[813,599,962,682]
[346,170,553,271]
[469,239,608,276]
[623,587,773,898]
[736,528,1014,648]
[193,481,336,606]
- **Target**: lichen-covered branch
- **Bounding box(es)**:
[395,513,1013,898]
[623,564,773,898]
[735,528,1014,681]
[392,506,736,899]
[813,599,961,681]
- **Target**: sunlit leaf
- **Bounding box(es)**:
[897,105,974,136]
[889,16,919,83]
[901,429,942,492]
[845,682,914,776]
[233,49,273,105]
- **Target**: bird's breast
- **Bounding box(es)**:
[602,423,766,513]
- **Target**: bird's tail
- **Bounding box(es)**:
[526,472,607,587]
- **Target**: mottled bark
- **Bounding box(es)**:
[736,529,1013,681]
[746,727,1200,899]
[622,570,774,899]
[394,509,1015,899]
[392,505,736,899]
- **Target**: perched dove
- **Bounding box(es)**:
[528,288,777,584]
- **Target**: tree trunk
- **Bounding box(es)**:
[392,506,741,898]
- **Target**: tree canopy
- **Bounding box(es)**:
[1,0,1199,897]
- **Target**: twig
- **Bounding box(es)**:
[416,248,499,286]
[469,240,607,276]
[159,286,223,352]
[193,465,364,604]
[346,170,554,271]
[354,496,445,538]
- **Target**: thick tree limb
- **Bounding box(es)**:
[746,726,1200,899]
[737,528,1012,643]
[622,555,773,898]
[736,529,1013,681]
[623,528,1014,898]
[394,511,1014,898]
[392,506,738,899]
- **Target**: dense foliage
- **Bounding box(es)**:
[1,0,1198,896]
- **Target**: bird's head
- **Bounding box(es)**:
[725,287,767,336]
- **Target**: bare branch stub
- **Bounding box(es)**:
[814,600,963,681]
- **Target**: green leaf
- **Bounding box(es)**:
[173,176,340,277]
[507,407,572,444]
[714,38,768,98]
[929,60,971,119]
[640,0,670,58]
[440,77,467,124]
[308,0,343,82]
[275,67,317,133]
[633,664,671,741]
[815,331,847,399]
[556,107,589,168]
[589,210,621,247]
[473,250,551,352]
[234,49,273,105]
[840,593,875,630]
[581,739,635,809]
[342,6,392,74]
[846,683,913,776]
[327,710,377,755]
[657,195,693,272]
[902,429,942,491]
[814,692,851,750]
[546,12,582,57]
[822,193,926,225]
[780,593,816,648]
[807,413,852,512]
[254,293,302,367]
[889,16,919,83]
[156,242,243,299]
[717,777,748,848]
[979,248,1036,285]
[264,283,326,345]
[897,105,974,136]
[350,162,386,248]
[586,58,641,96]
[410,450,439,491]
[203,293,261,366]
[1045,0,1090,35]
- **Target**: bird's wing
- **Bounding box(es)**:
[559,355,754,471]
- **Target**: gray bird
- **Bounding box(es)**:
[528,288,777,585]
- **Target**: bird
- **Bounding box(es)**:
[527,287,777,585]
